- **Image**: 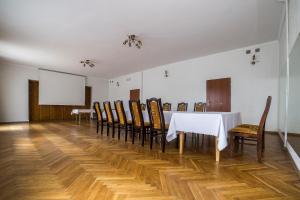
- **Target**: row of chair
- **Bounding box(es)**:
[94,99,206,152]
[162,102,206,112]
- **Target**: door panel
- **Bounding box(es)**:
[206,78,231,112]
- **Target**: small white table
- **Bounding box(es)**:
[71,109,93,125]
[166,112,242,162]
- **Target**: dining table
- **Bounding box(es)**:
[102,110,241,161]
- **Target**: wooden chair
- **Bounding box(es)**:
[129,100,150,145]
[146,98,168,152]
[194,102,206,112]
[114,100,132,141]
[140,103,146,111]
[103,101,117,138]
[93,102,106,135]
[229,96,272,162]
[177,102,188,111]
[162,102,171,111]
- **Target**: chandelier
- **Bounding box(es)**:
[80,59,95,68]
[123,34,142,49]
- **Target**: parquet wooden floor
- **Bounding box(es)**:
[0,121,299,200]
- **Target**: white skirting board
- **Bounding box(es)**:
[278,130,300,171]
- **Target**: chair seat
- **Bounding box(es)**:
[229,127,258,135]
[237,124,258,130]
[127,120,132,124]
[144,122,150,127]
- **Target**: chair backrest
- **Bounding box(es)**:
[140,103,146,111]
[147,98,166,131]
[114,100,127,126]
[177,102,188,111]
[94,102,103,121]
[194,102,206,112]
[103,101,114,124]
[257,96,272,136]
[129,100,144,128]
[163,102,171,111]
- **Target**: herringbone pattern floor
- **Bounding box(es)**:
[0,121,299,200]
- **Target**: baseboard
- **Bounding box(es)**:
[0,121,29,125]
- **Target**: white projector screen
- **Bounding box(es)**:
[39,70,86,105]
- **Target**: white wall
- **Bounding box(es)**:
[0,61,108,122]
[109,41,279,131]
[108,72,142,110]
[87,77,109,109]
[288,34,300,134]
[289,0,300,52]
[0,62,39,122]
[278,12,288,134]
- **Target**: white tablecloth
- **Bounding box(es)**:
[166,112,241,150]
[71,109,93,115]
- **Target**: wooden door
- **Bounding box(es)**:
[206,78,231,112]
[28,80,40,121]
[130,89,140,101]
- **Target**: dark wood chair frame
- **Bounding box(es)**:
[177,102,188,111]
[162,102,172,111]
[146,98,167,152]
[129,100,150,145]
[93,102,107,135]
[229,96,272,162]
[194,102,206,112]
[114,100,132,141]
[103,101,118,138]
[140,103,146,111]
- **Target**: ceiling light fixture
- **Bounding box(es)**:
[80,59,95,68]
[123,34,142,49]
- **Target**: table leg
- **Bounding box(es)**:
[78,114,81,125]
[179,132,185,155]
[215,136,220,162]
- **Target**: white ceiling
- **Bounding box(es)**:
[0,0,283,78]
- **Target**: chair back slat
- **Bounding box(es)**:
[194,102,206,112]
[103,101,113,124]
[258,96,272,136]
[114,100,127,125]
[94,102,102,121]
[163,103,171,111]
[147,98,165,131]
[177,102,188,111]
[140,103,146,111]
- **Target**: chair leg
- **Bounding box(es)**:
[125,126,129,142]
[176,135,179,148]
[142,128,145,146]
[112,125,115,138]
[161,133,166,153]
[118,125,121,140]
[230,134,234,157]
[96,121,99,134]
[150,130,154,149]
[101,122,104,135]
[257,139,263,162]
[107,125,109,136]
[241,137,244,152]
[262,132,265,152]
[132,127,136,144]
